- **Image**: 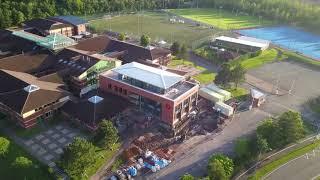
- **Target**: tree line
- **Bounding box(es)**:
[0,0,182,29]
[197,0,320,29]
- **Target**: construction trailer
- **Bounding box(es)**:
[206,84,231,101]
[213,101,234,117]
[199,87,224,103]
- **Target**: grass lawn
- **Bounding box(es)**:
[168,58,216,84]
[281,49,320,69]
[250,140,320,180]
[308,97,320,115]
[168,8,274,30]
[0,132,53,179]
[228,49,280,70]
[110,156,125,172]
[88,11,217,45]
[225,87,249,101]
[87,143,121,178]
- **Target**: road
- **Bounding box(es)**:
[265,147,320,180]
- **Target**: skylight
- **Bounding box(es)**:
[88,96,104,104]
[24,85,40,93]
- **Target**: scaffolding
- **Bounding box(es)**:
[12,31,77,51]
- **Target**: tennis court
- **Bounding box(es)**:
[238,26,320,60]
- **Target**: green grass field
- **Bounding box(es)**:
[169,8,273,30]
[0,133,53,179]
[168,58,216,84]
[89,12,218,45]
[240,49,280,69]
[250,140,320,180]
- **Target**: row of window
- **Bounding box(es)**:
[34,99,60,112]
[108,83,128,95]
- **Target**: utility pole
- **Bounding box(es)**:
[288,79,296,95]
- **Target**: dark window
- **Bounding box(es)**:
[124,90,127,95]
[119,88,123,93]
[108,84,112,89]
[115,86,118,92]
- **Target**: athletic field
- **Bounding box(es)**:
[88,12,218,45]
[169,8,273,30]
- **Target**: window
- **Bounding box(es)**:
[124,90,127,95]
[114,86,118,92]
[119,88,123,93]
[108,84,112,89]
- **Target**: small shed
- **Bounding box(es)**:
[250,88,266,108]
[199,87,224,103]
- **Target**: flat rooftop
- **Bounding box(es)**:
[111,62,184,90]
[215,36,269,48]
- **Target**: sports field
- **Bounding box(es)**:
[169,8,273,30]
[89,12,217,45]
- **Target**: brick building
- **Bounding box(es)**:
[100,62,199,135]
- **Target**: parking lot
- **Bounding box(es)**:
[146,60,320,179]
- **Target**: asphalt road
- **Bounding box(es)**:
[265,147,320,180]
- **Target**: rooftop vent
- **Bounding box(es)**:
[146,45,155,50]
[24,85,40,93]
[88,95,104,104]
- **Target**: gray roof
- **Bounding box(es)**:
[51,16,88,26]
[112,62,184,89]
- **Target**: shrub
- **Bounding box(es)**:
[0,137,10,157]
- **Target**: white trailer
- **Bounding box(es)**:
[206,84,231,101]
[214,101,234,117]
[199,87,224,103]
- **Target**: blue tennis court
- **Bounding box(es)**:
[238,26,320,60]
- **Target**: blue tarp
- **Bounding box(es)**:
[238,26,320,60]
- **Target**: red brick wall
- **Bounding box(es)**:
[100,75,176,126]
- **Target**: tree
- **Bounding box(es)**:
[12,156,33,168]
[94,120,119,149]
[140,34,150,47]
[208,154,234,180]
[179,44,188,59]
[231,63,246,88]
[180,173,195,180]
[60,137,97,179]
[234,138,251,161]
[171,41,181,56]
[256,134,269,155]
[0,137,10,157]
[208,158,227,180]
[278,111,305,145]
[214,63,232,86]
[118,33,126,41]
[257,118,282,149]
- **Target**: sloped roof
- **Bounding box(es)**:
[50,16,88,26]
[112,62,184,89]
[71,36,171,62]
[24,18,71,31]
[0,69,68,114]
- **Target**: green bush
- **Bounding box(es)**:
[0,137,10,157]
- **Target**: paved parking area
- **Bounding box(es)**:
[22,124,86,168]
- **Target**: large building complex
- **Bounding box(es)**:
[100,62,199,135]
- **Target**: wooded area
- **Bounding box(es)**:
[1,0,320,30]
[198,0,320,29]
